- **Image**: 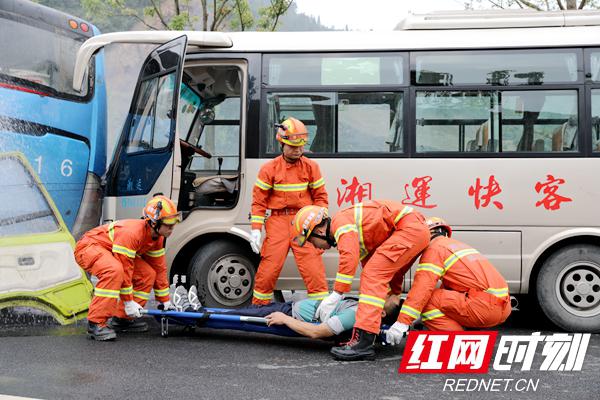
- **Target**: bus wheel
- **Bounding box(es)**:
[189,240,256,308]
[536,244,600,332]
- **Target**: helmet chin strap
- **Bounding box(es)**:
[310,218,336,247]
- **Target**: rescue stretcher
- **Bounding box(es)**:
[143,309,390,343]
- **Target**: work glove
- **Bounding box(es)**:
[124,300,144,318]
[386,322,410,346]
[250,229,262,254]
[316,291,343,322]
[159,301,176,311]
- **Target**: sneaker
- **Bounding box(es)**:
[188,285,202,311]
[173,285,192,311]
[87,322,117,341]
[108,317,148,333]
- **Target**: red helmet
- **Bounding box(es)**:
[276,117,308,147]
[292,205,328,246]
[143,195,181,226]
[426,217,452,237]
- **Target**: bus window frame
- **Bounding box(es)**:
[0,9,95,103]
[409,84,587,158]
[410,48,585,87]
[583,48,600,157]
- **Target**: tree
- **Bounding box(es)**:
[467,0,600,10]
[79,0,293,31]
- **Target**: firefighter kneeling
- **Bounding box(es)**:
[395,217,512,338]
[74,195,181,341]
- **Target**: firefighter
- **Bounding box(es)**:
[74,195,180,341]
[249,117,329,305]
[293,200,430,361]
[390,217,511,341]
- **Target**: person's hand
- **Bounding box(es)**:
[385,322,409,346]
[124,301,144,318]
[250,229,262,254]
[316,291,343,322]
[265,312,290,326]
[160,301,176,311]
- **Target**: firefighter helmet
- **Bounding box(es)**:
[292,205,328,246]
[275,117,308,147]
[143,195,181,226]
[426,216,452,237]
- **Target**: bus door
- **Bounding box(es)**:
[102,36,188,220]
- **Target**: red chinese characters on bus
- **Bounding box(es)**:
[402,176,437,209]
[468,175,504,210]
[535,174,572,211]
[336,176,373,207]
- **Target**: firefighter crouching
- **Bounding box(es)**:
[393,217,511,340]
[249,117,329,305]
[74,195,181,341]
[293,200,431,361]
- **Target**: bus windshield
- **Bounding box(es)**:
[0,8,91,98]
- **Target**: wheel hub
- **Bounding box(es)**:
[557,262,600,317]
[229,275,242,288]
[207,254,253,307]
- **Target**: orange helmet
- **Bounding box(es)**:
[143,195,181,226]
[426,217,452,237]
[292,205,328,246]
[276,117,308,147]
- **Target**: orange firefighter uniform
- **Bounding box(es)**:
[399,235,511,330]
[74,219,170,326]
[251,154,329,304]
[331,200,430,334]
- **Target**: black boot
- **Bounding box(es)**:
[108,317,148,333]
[330,328,376,361]
[87,322,117,341]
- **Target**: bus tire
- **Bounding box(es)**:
[189,240,256,308]
[536,244,600,333]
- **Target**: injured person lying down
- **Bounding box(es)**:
[171,286,402,340]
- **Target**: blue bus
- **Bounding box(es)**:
[0,0,106,239]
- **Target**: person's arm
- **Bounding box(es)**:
[251,164,272,230]
[265,312,335,339]
[308,161,328,207]
[332,231,361,294]
[142,238,170,303]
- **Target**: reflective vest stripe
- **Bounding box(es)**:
[133,290,150,300]
[485,287,509,298]
[307,291,329,300]
[422,309,445,321]
[334,224,358,242]
[112,244,136,258]
[416,263,445,277]
[146,248,165,257]
[120,286,133,295]
[443,248,480,274]
[335,273,354,285]
[309,177,325,189]
[154,288,169,297]
[354,203,368,260]
[358,294,386,309]
[255,179,272,190]
[252,290,273,300]
[273,182,309,192]
[251,215,265,224]
[94,288,120,299]
[400,304,421,319]
[108,221,117,242]
[393,206,413,224]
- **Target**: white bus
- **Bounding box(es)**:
[72,10,600,332]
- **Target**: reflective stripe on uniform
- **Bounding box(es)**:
[485,287,509,298]
[393,206,413,224]
[255,179,272,190]
[252,290,273,300]
[358,293,386,309]
[112,244,136,258]
[273,182,309,192]
[251,215,265,224]
[354,203,368,260]
[107,221,117,242]
[120,286,133,295]
[422,308,445,321]
[133,290,150,300]
[309,177,325,189]
[416,262,445,277]
[443,248,480,274]
[94,287,120,299]
[334,224,358,242]
[400,304,421,319]
[307,291,328,300]
[154,287,169,297]
[335,272,354,285]
[145,248,165,257]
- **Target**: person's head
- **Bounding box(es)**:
[276,117,308,162]
[292,205,333,249]
[143,195,181,239]
[426,216,452,240]
[381,294,402,326]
